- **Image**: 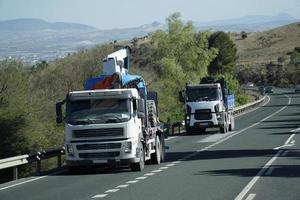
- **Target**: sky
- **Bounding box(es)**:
[0,0,299,29]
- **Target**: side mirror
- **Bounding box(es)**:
[179,90,185,102]
[132,98,137,111]
[137,112,145,119]
[56,101,64,124]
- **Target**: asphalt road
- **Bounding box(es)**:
[0,90,299,200]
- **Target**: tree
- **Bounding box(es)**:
[241,31,247,39]
[290,49,300,66]
[150,13,217,121]
[208,31,237,75]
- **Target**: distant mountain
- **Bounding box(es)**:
[0,19,164,64]
[0,18,99,32]
[195,13,299,31]
[0,15,299,64]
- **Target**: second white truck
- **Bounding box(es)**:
[180,77,235,134]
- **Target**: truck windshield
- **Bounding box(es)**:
[66,98,130,125]
[186,87,219,102]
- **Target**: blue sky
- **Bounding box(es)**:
[0,0,299,29]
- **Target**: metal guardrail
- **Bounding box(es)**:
[0,95,266,183]
[0,148,65,181]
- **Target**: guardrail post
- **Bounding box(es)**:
[57,155,62,168]
[37,160,41,174]
[13,166,18,180]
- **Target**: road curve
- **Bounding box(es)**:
[0,90,299,200]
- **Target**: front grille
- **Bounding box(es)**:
[76,143,121,150]
[73,128,123,138]
[194,109,212,120]
[79,152,120,159]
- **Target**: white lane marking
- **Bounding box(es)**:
[116,184,129,188]
[105,189,119,193]
[245,193,256,200]
[197,132,236,143]
[291,140,295,144]
[165,136,178,141]
[291,127,300,132]
[0,169,67,191]
[285,134,295,145]
[126,180,139,184]
[172,161,181,164]
[265,167,275,176]
[234,150,284,200]
[235,96,271,118]
[135,176,147,180]
[274,132,296,150]
[151,169,162,173]
[144,173,155,176]
[273,143,295,150]
[92,194,108,198]
[282,150,289,156]
[159,166,169,170]
[165,163,175,167]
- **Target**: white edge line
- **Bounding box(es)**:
[245,193,256,200]
[105,189,119,193]
[285,134,295,145]
[0,169,67,191]
[234,150,284,200]
[235,95,270,118]
[92,194,108,198]
[265,167,275,176]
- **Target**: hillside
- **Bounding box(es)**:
[233,22,300,65]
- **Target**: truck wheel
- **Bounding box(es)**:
[229,115,235,131]
[147,100,158,127]
[220,113,230,134]
[130,142,145,171]
[151,136,161,164]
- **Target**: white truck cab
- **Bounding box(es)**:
[63,88,145,169]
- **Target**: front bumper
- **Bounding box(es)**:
[65,138,139,166]
[186,112,222,128]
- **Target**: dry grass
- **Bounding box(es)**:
[232,22,300,65]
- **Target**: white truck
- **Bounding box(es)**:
[179,77,235,134]
[56,47,166,172]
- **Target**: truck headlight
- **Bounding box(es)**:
[66,144,74,156]
[124,141,132,153]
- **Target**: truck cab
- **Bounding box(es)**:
[180,77,235,134]
[63,89,144,168]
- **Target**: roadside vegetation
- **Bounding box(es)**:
[0,13,278,158]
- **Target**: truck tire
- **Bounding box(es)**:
[151,136,161,164]
[220,114,228,134]
[229,115,235,131]
[130,142,145,171]
[147,100,158,127]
